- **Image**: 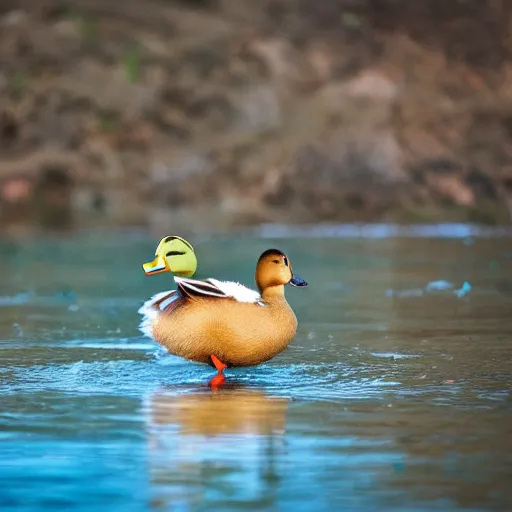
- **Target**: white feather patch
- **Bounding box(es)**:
[138,290,179,338]
[203,278,262,304]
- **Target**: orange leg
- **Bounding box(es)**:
[211,354,227,373]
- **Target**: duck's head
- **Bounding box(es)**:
[142,236,197,277]
[255,249,307,291]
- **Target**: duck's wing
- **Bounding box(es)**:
[174,277,262,304]
[138,290,180,314]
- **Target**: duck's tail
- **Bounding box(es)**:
[138,290,179,338]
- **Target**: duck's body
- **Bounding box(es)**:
[139,277,298,367]
[139,247,307,371]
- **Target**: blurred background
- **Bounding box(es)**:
[1,0,512,235]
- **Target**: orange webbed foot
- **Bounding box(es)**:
[209,355,227,391]
[211,354,227,373]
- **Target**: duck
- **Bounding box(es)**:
[138,246,307,379]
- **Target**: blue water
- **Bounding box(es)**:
[1,228,512,511]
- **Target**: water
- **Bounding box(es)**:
[1,228,511,511]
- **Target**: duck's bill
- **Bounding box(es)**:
[142,256,169,276]
[289,275,308,287]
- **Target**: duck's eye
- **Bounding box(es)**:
[272,259,280,264]
[166,251,185,257]
[283,256,288,267]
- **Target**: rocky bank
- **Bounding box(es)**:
[1,0,512,233]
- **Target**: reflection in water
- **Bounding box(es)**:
[145,384,289,510]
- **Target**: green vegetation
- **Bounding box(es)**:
[8,70,28,97]
[123,43,141,83]
[99,110,121,133]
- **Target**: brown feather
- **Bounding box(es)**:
[151,293,297,367]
